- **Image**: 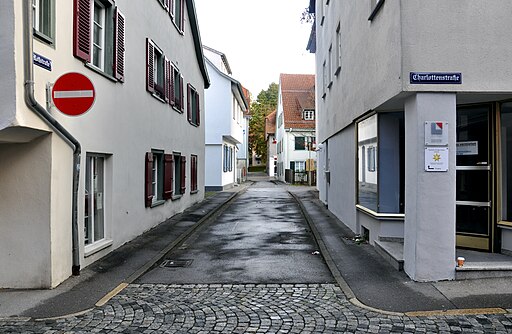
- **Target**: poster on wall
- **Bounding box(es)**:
[456,141,478,155]
[425,147,449,172]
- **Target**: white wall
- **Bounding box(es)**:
[205,144,222,187]
[4,0,207,287]
[0,0,16,131]
[0,136,53,288]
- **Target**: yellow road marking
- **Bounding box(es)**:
[95,283,129,307]
[406,307,507,317]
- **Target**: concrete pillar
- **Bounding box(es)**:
[403,93,456,281]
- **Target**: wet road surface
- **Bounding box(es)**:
[2,178,512,333]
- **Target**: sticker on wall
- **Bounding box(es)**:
[425,121,449,146]
[425,147,449,172]
[456,141,478,156]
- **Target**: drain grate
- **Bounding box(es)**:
[160,259,193,268]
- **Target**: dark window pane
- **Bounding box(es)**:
[456,205,489,235]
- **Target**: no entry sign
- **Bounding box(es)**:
[52,72,95,116]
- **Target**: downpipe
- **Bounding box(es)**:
[23,0,81,276]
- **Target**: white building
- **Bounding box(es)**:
[0,0,209,288]
[311,0,512,281]
[276,74,316,184]
[203,46,249,191]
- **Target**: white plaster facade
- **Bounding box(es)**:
[312,0,512,281]
[0,0,209,288]
[203,49,249,191]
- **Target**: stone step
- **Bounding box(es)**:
[374,239,404,271]
[455,262,512,280]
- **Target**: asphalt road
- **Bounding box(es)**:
[138,181,334,284]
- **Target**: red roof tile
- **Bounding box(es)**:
[265,110,277,137]
[280,74,315,130]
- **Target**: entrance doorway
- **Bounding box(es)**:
[456,105,493,251]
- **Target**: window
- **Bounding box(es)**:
[145,151,174,207]
[223,145,233,172]
[294,161,306,172]
[500,103,512,223]
[322,60,327,98]
[335,23,342,76]
[187,84,200,126]
[369,0,385,21]
[146,39,172,102]
[171,65,185,112]
[85,154,105,245]
[357,112,404,214]
[33,0,54,44]
[73,0,125,81]
[172,0,185,32]
[295,136,306,150]
[190,155,198,193]
[328,44,333,88]
[173,153,186,196]
[303,109,315,121]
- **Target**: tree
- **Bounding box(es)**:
[249,83,279,165]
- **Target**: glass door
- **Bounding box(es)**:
[456,105,493,251]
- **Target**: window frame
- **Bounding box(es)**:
[356,112,404,215]
[33,0,55,45]
[303,109,315,121]
[295,136,306,151]
[187,83,200,127]
[190,154,198,193]
[84,154,106,246]
[335,22,342,76]
[73,0,124,82]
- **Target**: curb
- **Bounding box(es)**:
[29,187,248,322]
[290,190,511,317]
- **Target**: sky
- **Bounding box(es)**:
[194,0,316,99]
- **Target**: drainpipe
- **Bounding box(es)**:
[23,0,81,276]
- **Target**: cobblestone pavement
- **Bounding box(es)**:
[2,283,512,333]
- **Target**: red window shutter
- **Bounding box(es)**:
[73,0,92,62]
[191,155,197,192]
[146,39,155,93]
[187,84,192,123]
[145,152,154,207]
[169,66,176,106]
[179,75,184,112]
[163,154,174,200]
[180,156,187,194]
[164,58,171,103]
[113,8,125,82]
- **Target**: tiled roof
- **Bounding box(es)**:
[242,86,251,116]
[280,74,315,130]
[265,110,277,137]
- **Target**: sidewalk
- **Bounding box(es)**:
[291,188,512,315]
[0,188,245,319]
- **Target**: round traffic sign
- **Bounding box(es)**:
[52,72,95,116]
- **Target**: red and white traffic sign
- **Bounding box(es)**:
[52,72,95,116]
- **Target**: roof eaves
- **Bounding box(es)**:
[186,0,210,89]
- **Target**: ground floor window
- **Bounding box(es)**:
[85,154,105,245]
[500,102,512,223]
[174,153,186,195]
[190,154,198,193]
[357,112,404,214]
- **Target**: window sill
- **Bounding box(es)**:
[188,121,200,127]
[33,30,54,46]
[172,194,183,201]
[191,190,199,195]
[151,199,165,208]
[85,63,118,83]
[172,105,183,113]
[356,204,404,221]
[84,239,113,258]
[369,0,385,21]
[151,93,167,103]
[335,67,341,76]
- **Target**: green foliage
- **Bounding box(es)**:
[249,83,279,164]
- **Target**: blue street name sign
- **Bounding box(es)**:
[410,72,461,84]
[33,52,52,71]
